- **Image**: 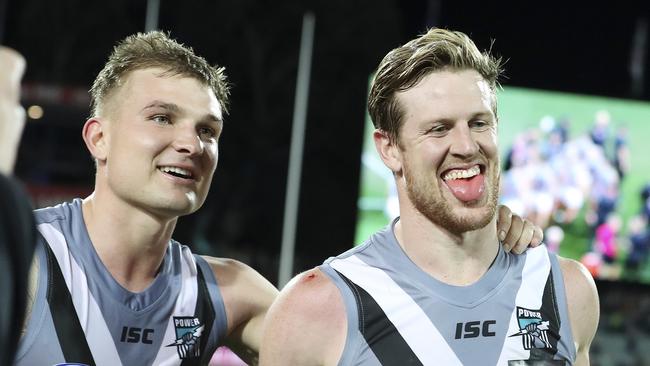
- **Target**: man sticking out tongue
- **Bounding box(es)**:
[261,28,599,366]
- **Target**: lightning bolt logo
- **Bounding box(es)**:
[509,307,553,350]
[166,317,204,359]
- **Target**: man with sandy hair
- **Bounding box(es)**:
[261,28,599,365]
[14,32,277,366]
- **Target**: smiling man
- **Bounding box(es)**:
[260,28,599,366]
[14,32,278,366]
[10,31,550,366]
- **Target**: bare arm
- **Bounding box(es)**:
[260,268,347,366]
[559,257,600,365]
[203,256,278,365]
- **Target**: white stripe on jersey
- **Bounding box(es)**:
[331,255,463,366]
[151,245,199,365]
[38,223,123,366]
[496,246,551,364]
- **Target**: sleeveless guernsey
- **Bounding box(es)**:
[14,199,228,366]
[320,220,576,366]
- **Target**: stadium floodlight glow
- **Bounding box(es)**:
[27,105,43,120]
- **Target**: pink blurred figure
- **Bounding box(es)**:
[210,347,248,366]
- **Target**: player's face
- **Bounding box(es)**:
[102,68,222,218]
[395,69,500,233]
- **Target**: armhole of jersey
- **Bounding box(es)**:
[548,253,577,362]
[319,263,362,366]
[15,238,49,361]
[194,255,228,350]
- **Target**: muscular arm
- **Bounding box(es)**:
[559,258,600,365]
[203,256,278,365]
[260,268,347,366]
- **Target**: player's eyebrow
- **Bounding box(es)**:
[142,100,222,124]
[141,100,181,113]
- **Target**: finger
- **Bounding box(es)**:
[531,226,544,247]
[503,214,523,252]
[496,205,512,243]
[511,220,535,254]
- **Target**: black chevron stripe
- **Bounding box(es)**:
[336,270,423,365]
[530,268,561,360]
[179,264,215,366]
[44,242,96,365]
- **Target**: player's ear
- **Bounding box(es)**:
[374,129,402,174]
[82,117,108,162]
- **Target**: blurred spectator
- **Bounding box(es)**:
[210,347,248,366]
[613,126,631,180]
[590,109,611,148]
[545,225,565,253]
[580,251,602,278]
[625,216,649,279]
[594,214,622,279]
[641,183,650,219]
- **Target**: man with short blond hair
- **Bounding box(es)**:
[15,32,277,366]
[261,28,598,365]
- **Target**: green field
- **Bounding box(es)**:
[355,86,650,280]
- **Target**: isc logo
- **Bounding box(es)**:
[454,320,496,339]
[120,326,155,344]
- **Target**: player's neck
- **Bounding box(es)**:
[394,211,499,286]
[81,191,176,292]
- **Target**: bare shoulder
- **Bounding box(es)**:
[260,267,347,366]
[201,255,253,279]
[558,257,599,313]
[200,255,277,329]
[558,257,600,363]
[270,267,346,325]
[201,255,275,294]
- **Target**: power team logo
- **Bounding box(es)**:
[509,307,552,350]
[166,316,205,359]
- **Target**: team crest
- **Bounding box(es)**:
[509,307,552,350]
[166,316,205,359]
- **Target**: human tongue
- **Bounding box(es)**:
[445,174,485,202]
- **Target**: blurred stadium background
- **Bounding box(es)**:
[3,0,650,364]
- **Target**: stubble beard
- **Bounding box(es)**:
[404,162,500,235]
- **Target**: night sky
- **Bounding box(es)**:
[3,0,649,281]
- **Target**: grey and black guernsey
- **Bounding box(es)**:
[14,199,228,366]
[320,220,576,366]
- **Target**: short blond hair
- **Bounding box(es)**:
[368,28,503,143]
[90,31,230,116]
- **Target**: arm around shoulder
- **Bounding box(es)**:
[260,268,348,366]
[559,257,600,366]
[202,256,278,364]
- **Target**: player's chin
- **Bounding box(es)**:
[452,217,493,234]
[158,196,203,217]
[455,205,496,229]
[177,199,204,216]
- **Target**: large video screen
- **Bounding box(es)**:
[356,86,650,283]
